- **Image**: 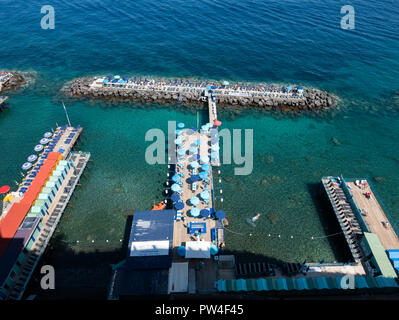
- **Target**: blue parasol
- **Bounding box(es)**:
[200,156,209,164]
[195,139,201,146]
[191,207,200,217]
[200,190,210,199]
[190,161,199,168]
[190,196,200,205]
[171,183,181,192]
[199,171,208,180]
[171,193,180,202]
[200,209,210,217]
[210,244,219,255]
[216,210,226,219]
[211,137,218,144]
[189,146,197,154]
[172,174,181,182]
[177,246,186,257]
[177,122,185,128]
[190,175,199,182]
[174,201,184,210]
[201,163,210,171]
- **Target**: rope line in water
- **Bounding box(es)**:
[224,226,344,240]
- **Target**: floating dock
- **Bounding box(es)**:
[0,125,90,300]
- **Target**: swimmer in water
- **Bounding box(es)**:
[251,213,261,223]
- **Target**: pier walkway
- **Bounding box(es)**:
[90,77,305,101]
[171,92,223,261]
[8,152,90,300]
[208,95,217,126]
[346,180,399,250]
[172,130,218,250]
[1,126,84,219]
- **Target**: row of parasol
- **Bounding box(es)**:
[21,132,53,171]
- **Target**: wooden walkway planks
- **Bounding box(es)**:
[348,181,399,250]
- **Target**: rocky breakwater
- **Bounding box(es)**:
[0,72,28,93]
[63,77,338,112]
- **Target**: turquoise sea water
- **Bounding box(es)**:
[1,0,399,268]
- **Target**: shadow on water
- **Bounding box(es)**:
[23,214,135,300]
[306,183,352,263]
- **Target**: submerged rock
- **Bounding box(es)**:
[267,213,279,224]
[331,137,341,146]
[373,176,387,183]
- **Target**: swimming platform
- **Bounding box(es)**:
[0,125,91,300]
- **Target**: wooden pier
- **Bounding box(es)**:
[8,152,90,300]
[171,92,223,262]
[171,130,218,250]
[346,179,399,250]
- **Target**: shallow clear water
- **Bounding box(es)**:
[1,0,399,265]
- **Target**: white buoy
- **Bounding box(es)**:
[106,240,109,243]
[278,235,281,238]
[221,198,224,203]
[220,190,223,194]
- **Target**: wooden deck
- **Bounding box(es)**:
[172,130,217,251]
[9,152,90,299]
[208,96,217,125]
[347,181,399,250]
[0,126,83,220]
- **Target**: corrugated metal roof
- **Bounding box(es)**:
[126,210,174,270]
[363,232,398,278]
